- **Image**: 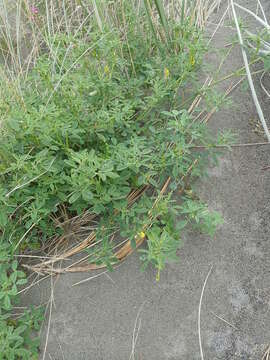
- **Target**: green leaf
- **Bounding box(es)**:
[106,172,119,179]
[130,237,137,249]
[10,272,17,283]
[11,261,18,271]
[9,284,18,296]
[17,278,27,286]
[3,295,11,310]
[14,325,27,336]
[17,271,26,278]
[81,189,94,201]
[92,203,105,214]
[69,192,81,204]
[8,118,20,131]
[264,56,270,71]
[0,211,8,228]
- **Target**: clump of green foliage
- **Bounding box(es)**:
[0,244,43,359]
[0,1,225,357]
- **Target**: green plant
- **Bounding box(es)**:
[140,226,181,281]
[180,198,223,236]
[0,0,226,357]
[0,243,43,359]
[0,2,207,255]
[0,307,43,360]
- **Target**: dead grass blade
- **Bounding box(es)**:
[231,0,270,142]
[262,345,270,360]
[198,265,213,360]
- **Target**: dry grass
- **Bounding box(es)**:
[262,345,270,360]
[0,0,222,71]
[231,0,270,141]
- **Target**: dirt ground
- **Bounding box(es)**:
[23,1,270,359]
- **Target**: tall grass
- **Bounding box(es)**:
[0,0,221,116]
[0,0,220,71]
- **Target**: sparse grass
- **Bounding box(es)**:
[0,0,227,358]
[231,0,270,141]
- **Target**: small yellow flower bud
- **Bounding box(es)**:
[139,231,145,239]
[164,67,170,80]
[104,64,110,75]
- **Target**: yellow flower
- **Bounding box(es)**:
[164,67,170,80]
[135,231,146,240]
[189,54,195,66]
[139,231,145,239]
[104,64,110,75]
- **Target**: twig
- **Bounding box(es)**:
[262,345,270,360]
[260,71,270,99]
[45,32,112,108]
[198,265,213,360]
[5,158,56,198]
[231,0,270,142]
[129,301,146,360]
[210,311,239,331]
[41,274,54,360]
[207,4,229,45]
[72,265,121,287]
[17,274,51,295]
[257,0,268,24]
[14,254,69,260]
[14,221,39,251]
[234,3,270,30]
[58,339,66,360]
[190,141,270,149]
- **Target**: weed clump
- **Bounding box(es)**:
[0,1,223,357]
